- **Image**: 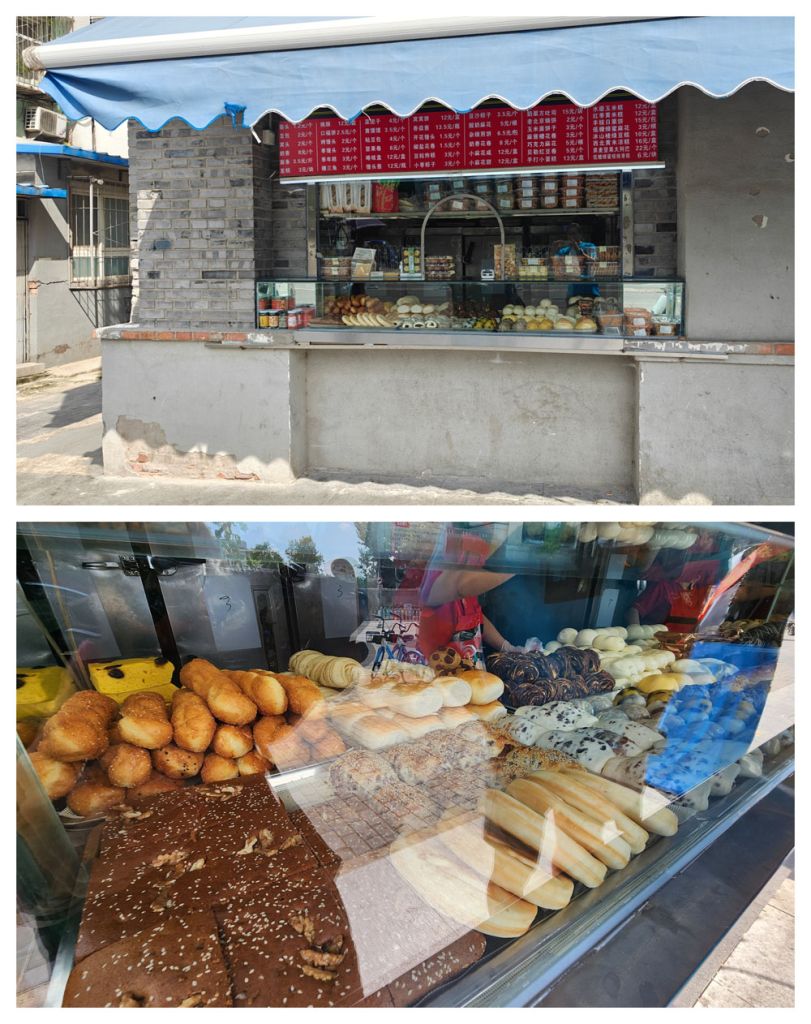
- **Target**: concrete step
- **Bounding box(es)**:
[16,362,45,382]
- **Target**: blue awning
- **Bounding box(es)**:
[16,141,128,167]
[16,184,68,199]
[38,16,794,132]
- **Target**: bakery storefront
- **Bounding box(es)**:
[30,17,794,503]
[16,520,794,1006]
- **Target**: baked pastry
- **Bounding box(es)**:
[16,718,40,748]
[100,743,152,789]
[215,872,365,1006]
[63,910,232,1007]
[252,715,286,764]
[389,713,444,738]
[457,670,504,705]
[151,744,205,779]
[236,750,271,776]
[275,673,324,716]
[171,689,216,753]
[87,656,176,704]
[286,712,330,745]
[390,827,537,936]
[67,768,126,817]
[179,659,258,726]
[124,771,184,805]
[346,716,408,750]
[467,701,508,723]
[479,789,607,889]
[201,752,239,783]
[434,675,473,707]
[514,700,599,732]
[328,750,398,796]
[211,724,254,759]
[385,743,446,786]
[117,692,173,750]
[39,691,117,762]
[437,706,476,729]
[386,682,443,719]
[226,670,288,716]
[29,751,82,799]
[256,723,312,770]
[428,646,463,674]
[309,728,347,760]
[507,778,632,870]
[385,932,487,1006]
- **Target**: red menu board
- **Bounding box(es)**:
[279,100,658,179]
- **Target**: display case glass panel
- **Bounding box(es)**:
[16,521,793,1007]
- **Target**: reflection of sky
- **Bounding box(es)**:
[207,522,362,570]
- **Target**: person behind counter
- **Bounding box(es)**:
[556,223,600,299]
[417,524,521,666]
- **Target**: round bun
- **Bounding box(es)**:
[575,317,597,332]
[554,317,575,331]
[457,669,504,705]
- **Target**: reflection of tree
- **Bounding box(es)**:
[213,522,249,562]
[247,542,284,568]
[355,523,378,584]
[285,536,324,573]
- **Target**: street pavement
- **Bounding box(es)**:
[17,360,626,506]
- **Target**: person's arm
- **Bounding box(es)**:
[626,606,641,627]
[482,613,521,652]
[425,569,515,607]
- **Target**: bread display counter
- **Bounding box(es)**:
[255,280,684,342]
[16,521,794,1007]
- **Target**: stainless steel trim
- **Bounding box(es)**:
[622,170,634,277]
[306,183,318,278]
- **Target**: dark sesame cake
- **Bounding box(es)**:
[63,911,232,1008]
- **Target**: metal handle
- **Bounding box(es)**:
[420,193,506,279]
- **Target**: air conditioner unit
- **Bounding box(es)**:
[25,107,67,140]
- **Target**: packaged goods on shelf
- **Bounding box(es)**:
[541,194,560,208]
[494,194,516,210]
[320,256,352,280]
[624,307,654,336]
[425,256,458,280]
[585,173,620,207]
[493,244,518,279]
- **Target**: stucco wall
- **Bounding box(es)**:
[304,350,636,493]
[24,191,130,367]
[101,341,304,481]
[636,357,793,504]
[101,341,792,503]
[677,84,794,341]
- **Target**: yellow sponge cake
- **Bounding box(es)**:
[16,667,76,719]
[88,656,177,704]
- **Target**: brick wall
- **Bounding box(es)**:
[631,93,678,277]
[128,116,258,330]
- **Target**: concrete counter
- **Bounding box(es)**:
[101,337,793,504]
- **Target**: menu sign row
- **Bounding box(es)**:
[279,100,657,179]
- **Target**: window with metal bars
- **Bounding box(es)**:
[69,187,131,287]
[16,16,74,88]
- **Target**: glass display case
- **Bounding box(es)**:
[16,521,794,1007]
[256,170,685,337]
[256,278,683,337]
